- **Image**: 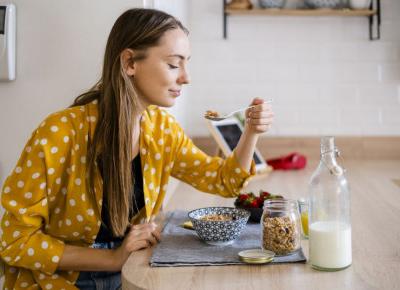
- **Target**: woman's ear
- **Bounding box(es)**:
[121,49,136,76]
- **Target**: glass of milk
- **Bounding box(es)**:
[308,136,352,271]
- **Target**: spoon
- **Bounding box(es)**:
[204,99,273,121]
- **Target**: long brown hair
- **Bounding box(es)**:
[71,9,188,237]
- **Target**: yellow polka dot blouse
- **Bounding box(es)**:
[0,101,255,289]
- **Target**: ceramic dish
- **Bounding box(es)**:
[304,0,341,8]
[259,0,286,8]
[188,207,250,246]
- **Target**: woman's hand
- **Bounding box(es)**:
[244,97,274,135]
[233,97,274,171]
[112,222,161,270]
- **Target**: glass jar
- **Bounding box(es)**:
[261,199,301,255]
[298,198,309,239]
[308,136,352,271]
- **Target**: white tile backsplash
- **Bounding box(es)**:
[382,108,400,125]
[186,0,400,136]
[319,85,359,106]
[379,64,400,82]
[358,85,399,105]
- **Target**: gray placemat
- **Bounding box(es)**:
[150,211,307,267]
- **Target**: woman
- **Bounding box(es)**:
[0,8,274,290]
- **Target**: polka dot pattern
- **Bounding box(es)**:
[50,126,58,132]
[0,103,255,290]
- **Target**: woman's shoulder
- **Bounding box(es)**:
[33,101,97,140]
[46,102,97,124]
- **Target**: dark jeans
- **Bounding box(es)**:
[75,241,122,290]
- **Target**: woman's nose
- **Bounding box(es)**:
[178,69,190,85]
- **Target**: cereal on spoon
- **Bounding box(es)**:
[204,110,220,119]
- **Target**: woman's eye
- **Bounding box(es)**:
[168,64,179,69]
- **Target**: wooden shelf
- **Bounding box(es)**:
[222,0,381,40]
[225,8,377,17]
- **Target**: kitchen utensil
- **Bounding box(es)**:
[204,99,273,121]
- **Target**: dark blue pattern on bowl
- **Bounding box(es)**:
[188,207,250,245]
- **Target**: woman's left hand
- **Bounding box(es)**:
[244,97,274,135]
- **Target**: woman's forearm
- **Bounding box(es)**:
[58,244,121,272]
[234,98,274,172]
[58,223,160,272]
[234,129,259,172]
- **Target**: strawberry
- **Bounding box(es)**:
[239,194,249,201]
[256,196,264,208]
[235,191,281,208]
[243,197,253,206]
[250,200,259,208]
[260,191,270,197]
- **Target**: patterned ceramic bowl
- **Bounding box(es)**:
[304,0,341,8]
[259,0,287,8]
[188,207,250,246]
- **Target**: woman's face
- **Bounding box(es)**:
[131,28,191,108]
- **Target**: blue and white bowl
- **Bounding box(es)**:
[188,207,250,246]
[259,0,287,8]
[304,0,341,8]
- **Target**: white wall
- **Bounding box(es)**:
[186,0,400,136]
[0,0,190,185]
[151,0,189,126]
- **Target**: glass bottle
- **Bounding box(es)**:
[261,199,301,255]
[308,136,352,271]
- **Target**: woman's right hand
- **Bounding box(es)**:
[113,222,161,270]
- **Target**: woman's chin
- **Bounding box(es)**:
[139,94,176,108]
[158,98,176,108]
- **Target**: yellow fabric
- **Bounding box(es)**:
[0,101,255,289]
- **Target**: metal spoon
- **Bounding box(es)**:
[204,99,273,121]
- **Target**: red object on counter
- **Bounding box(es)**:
[266,152,307,170]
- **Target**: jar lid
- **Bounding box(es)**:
[238,249,275,264]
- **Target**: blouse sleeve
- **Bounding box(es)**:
[170,121,256,198]
[0,116,67,275]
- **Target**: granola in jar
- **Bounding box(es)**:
[261,199,301,255]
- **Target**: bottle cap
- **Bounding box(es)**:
[238,249,275,264]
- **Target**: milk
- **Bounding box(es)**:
[309,221,352,270]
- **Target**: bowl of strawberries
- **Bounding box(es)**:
[234,191,284,223]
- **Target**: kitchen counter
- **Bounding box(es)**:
[122,160,400,290]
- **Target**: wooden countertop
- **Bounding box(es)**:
[122,160,400,290]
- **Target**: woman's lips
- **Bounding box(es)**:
[169,90,181,97]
